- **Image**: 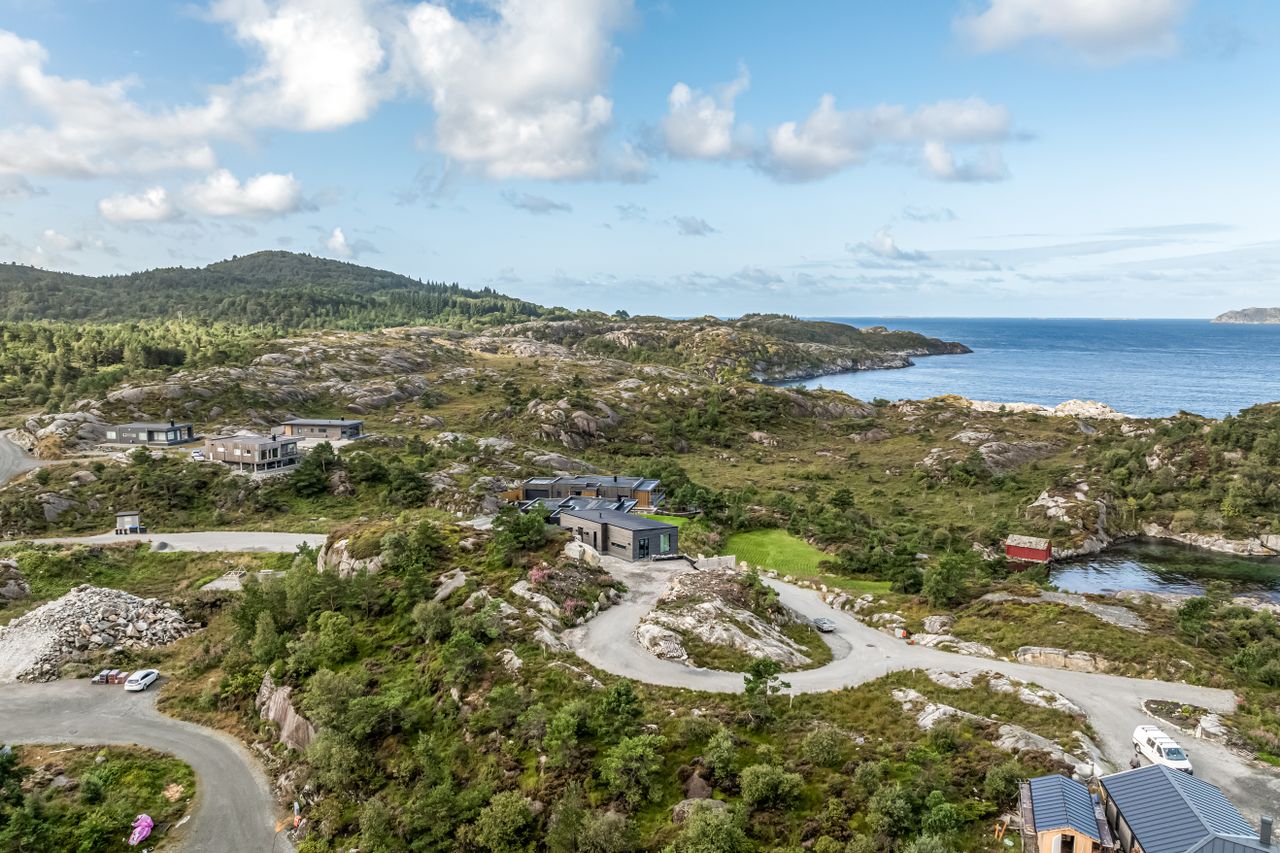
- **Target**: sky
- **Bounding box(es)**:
[0,0,1277,318]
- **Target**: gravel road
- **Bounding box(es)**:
[565,560,1280,822]
[0,679,292,853]
[8,530,327,553]
[0,430,39,487]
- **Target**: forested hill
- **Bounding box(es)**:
[0,251,566,330]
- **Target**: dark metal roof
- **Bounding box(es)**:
[558,508,677,531]
[116,421,192,430]
[521,496,638,516]
[523,475,661,491]
[1102,765,1265,853]
[1029,774,1101,840]
[282,418,362,426]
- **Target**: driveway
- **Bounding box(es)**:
[564,560,1280,821]
[0,430,40,487]
[6,530,327,553]
[0,680,292,853]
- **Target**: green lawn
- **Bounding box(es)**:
[723,528,889,593]
[723,529,829,575]
[640,513,690,528]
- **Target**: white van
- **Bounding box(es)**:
[1132,724,1193,774]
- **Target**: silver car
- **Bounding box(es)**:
[812,617,837,633]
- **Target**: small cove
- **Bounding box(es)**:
[1052,539,1280,602]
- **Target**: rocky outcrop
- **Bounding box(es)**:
[1139,523,1280,557]
[14,412,108,458]
[526,398,622,450]
[1015,646,1113,673]
[981,591,1148,633]
[0,585,195,682]
[960,398,1130,420]
[256,672,317,752]
[1025,482,1114,557]
[638,566,811,668]
[1115,589,1280,618]
[1213,307,1280,324]
[316,537,384,579]
[911,634,996,657]
[925,669,1081,715]
[0,559,30,601]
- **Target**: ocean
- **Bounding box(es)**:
[784,318,1280,419]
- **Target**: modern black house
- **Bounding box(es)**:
[558,508,679,561]
[104,420,195,446]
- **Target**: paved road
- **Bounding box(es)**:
[7,530,327,553]
[0,680,292,853]
[0,430,40,487]
[564,560,1280,821]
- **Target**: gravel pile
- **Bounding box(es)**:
[0,585,195,683]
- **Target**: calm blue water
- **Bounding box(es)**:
[786,318,1280,419]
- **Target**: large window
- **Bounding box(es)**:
[638,537,650,558]
[659,533,671,552]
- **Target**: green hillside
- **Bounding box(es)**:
[0,251,564,330]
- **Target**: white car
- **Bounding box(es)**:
[1132,724,1193,774]
[190,450,205,461]
[124,669,159,692]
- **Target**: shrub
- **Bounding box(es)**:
[902,835,954,853]
[600,735,667,808]
[578,811,637,853]
[411,600,453,642]
[703,728,738,783]
[469,791,533,852]
[738,763,803,811]
[662,805,748,853]
[983,760,1023,805]
[314,611,357,665]
[799,725,846,768]
[867,782,915,839]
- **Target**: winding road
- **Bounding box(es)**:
[0,430,40,487]
[7,530,327,552]
[0,680,292,853]
[563,559,1280,821]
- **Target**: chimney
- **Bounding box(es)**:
[1262,816,1273,847]
[169,419,175,427]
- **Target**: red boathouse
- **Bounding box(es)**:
[1005,534,1052,564]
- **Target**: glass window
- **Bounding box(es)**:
[660,533,671,552]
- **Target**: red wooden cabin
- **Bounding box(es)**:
[1005,534,1052,563]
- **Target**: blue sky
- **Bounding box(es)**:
[0,0,1276,317]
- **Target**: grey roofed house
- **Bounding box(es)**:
[518,495,638,519]
[279,418,364,440]
[1021,773,1116,852]
[1099,764,1271,853]
[104,420,195,446]
[558,508,679,562]
[510,475,664,509]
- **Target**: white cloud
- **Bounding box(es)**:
[921,141,1008,183]
[763,95,1012,182]
[955,0,1191,63]
[902,205,957,223]
[0,29,231,178]
[39,228,80,252]
[502,190,572,215]
[97,187,178,223]
[323,225,376,259]
[185,169,304,217]
[662,67,749,160]
[856,227,929,261]
[208,0,389,131]
[671,215,715,237]
[401,0,632,179]
[326,226,352,257]
[0,174,42,199]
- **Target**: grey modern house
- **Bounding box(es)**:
[204,433,301,473]
[519,495,638,519]
[1098,764,1272,853]
[1020,773,1116,853]
[558,508,679,561]
[505,475,664,510]
[279,418,364,440]
[104,420,195,446]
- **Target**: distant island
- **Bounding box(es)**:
[1213,307,1280,324]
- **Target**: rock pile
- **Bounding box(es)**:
[0,585,195,683]
[0,559,30,601]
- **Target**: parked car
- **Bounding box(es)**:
[190,450,205,461]
[812,617,837,633]
[124,669,160,692]
[1132,725,1193,774]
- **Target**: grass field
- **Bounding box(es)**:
[723,528,890,593]
[640,513,691,528]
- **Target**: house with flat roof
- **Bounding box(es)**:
[104,420,195,446]
[1098,764,1272,853]
[279,418,364,440]
[1020,774,1117,853]
[506,475,664,509]
[558,508,679,562]
[204,433,301,473]
[519,495,638,519]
